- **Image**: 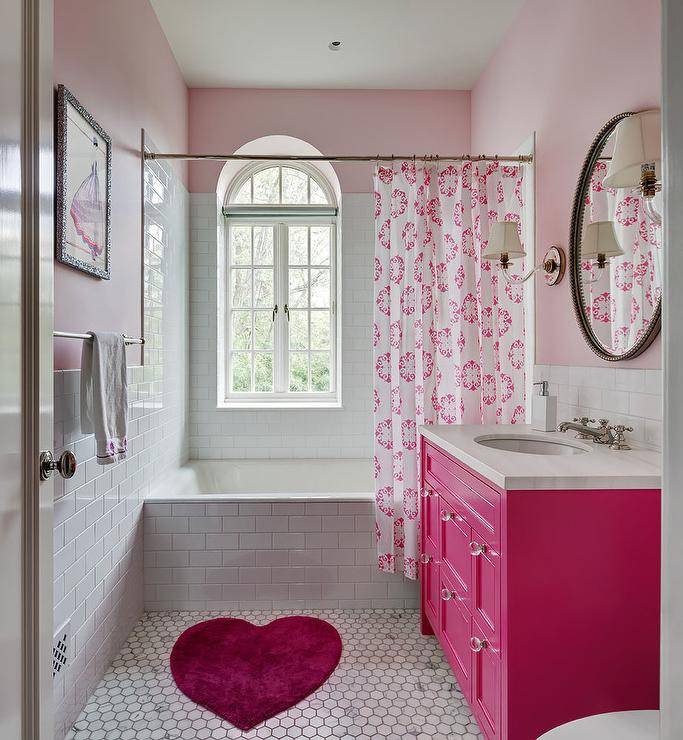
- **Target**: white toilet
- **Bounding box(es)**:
[538,711,659,739]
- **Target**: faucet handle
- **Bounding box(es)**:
[573,416,595,425]
[609,424,633,451]
[597,418,610,428]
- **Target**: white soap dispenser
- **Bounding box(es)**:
[531,380,557,432]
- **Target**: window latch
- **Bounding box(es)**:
[272,304,278,322]
[284,304,290,322]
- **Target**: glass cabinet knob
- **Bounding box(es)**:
[469,541,488,556]
[470,636,489,652]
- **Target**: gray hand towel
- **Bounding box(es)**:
[80,331,128,465]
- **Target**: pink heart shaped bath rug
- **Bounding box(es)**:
[170,616,343,730]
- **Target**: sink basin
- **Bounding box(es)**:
[474,434,590,456]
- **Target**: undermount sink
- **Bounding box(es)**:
[474,434,591,456]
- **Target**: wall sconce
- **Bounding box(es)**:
[581,220,624,283]
[603,109,661,225]
[482,221,565,286]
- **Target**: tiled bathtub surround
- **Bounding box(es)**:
[144,500,418,610]
[53,157,188,739]
[534,364,662,448]
[189,192,374,459]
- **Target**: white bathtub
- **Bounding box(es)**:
[148,459,374,501]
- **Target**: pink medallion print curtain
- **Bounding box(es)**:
[373,160,527,579]
[582,161,662,353]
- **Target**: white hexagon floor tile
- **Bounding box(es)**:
[65,609,483,740]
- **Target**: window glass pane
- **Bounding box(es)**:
[253,166,279,204]
[310,226,331,265]
[282,167,308,204]
[310,178,328,204]
[231,311,252,350]
[231,225,251,265]
[288,226,308,265]
[311,353,331,392]
[233,178,252,204]
[254,353,273,392]
[310,311,330,349]
[253,269,273,308]
[310,268,330,308]
[231,353,251,392]
[288,268,309,308]
[253,226,273,265]
[253,311,274,350]
[288,310,308,350]
[289,353,309,392]
[232,269,251,308]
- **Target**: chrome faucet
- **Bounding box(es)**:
[557,418,633,450]
[558,417,613,443]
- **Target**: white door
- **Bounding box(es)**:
[0,0,54,737]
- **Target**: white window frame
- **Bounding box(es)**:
[219,162,342,410]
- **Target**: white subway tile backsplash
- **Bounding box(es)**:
[535,363,662,449]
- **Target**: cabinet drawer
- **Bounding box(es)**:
[421,484,440,552]
[420,541,440,632]
[440,569,472,701]
[439,498,472,608]
[423,440,500,543]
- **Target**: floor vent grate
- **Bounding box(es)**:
[52,621,71,679]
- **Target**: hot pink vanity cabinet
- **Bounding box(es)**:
[419,436,660,740]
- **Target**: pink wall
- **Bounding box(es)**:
[471,0,661,368]
[54,0,188,369]
[188,89,471,194]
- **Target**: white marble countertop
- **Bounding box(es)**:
[420,424,661,490]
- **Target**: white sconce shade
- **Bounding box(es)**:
[603,110,661,188]
[482,221,526,262]
[581,220,624,260]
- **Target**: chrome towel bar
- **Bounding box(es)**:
[53,331,145,345]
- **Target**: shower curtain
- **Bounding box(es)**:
[373,160,527,578]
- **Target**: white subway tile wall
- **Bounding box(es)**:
[143,500,418,611]
[53,155,188,740]
[534,364,662,448]
[189,192,374,458]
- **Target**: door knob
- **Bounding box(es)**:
[419,553,433,564]
[40,450,77,481]
[469,541,488,556]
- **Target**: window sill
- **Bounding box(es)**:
[217,401,344,411]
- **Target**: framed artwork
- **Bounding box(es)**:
[55,84,111,279]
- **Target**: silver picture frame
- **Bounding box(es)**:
[55,84,112,279]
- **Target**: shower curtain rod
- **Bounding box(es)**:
[144,152,533,164]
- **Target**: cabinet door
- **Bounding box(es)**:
[440,571,473,701]
[440,498,472,608]
[421,541,440,631]
[471,536,500,641]
[471,616,500,740]
[421,484,440,552]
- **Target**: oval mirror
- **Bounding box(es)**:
[569,112,662,361]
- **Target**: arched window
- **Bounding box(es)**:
[222,162,339,406]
